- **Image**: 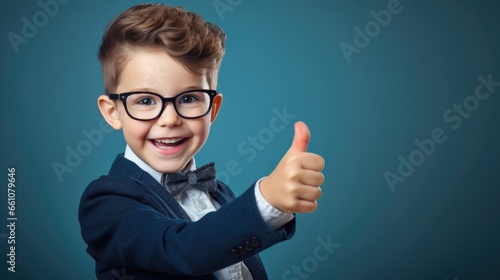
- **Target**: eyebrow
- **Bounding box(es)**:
[128,86,207,93]
[129,87,157,92]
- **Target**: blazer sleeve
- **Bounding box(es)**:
[78,176,295,276]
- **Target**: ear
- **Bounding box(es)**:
[97,95,122,130]
[210,93,223,122]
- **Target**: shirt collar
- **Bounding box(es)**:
[124,145,196,185]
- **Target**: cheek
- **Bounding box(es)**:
[191,118,211,140]
[121,120,151,143]
[116,107,150,140]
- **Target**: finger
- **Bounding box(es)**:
[288,121,310,153]
[297,170,325,187]
[296,185,323,202]
[299,154,325,171]
[294,200,319,213]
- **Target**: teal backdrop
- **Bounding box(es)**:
[1,0,499,279]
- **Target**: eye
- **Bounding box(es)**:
[136,97,156,105]
[179,94,199,104]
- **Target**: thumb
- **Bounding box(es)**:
[289,121,310,153]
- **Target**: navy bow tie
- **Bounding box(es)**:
[161,162,217,197]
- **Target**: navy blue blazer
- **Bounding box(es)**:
[79,154,295,279]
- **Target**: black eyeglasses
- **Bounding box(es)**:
[108,89,217,121]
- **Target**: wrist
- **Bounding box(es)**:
[259,177,273,206]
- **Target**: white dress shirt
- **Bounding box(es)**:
[124,146,294,280]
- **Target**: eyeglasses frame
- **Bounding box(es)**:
[107,89,218,121]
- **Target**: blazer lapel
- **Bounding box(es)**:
[110,154,192,220]
[210,182,235,206]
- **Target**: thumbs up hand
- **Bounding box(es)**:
[260,121,325,214]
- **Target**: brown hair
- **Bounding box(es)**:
[98,4,226,93]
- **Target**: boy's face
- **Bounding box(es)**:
[99,48,222,173]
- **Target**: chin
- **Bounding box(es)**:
[151,159,191,174]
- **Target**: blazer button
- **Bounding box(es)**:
[230,249,240,259]
[251,237,261,248]
[244,241,254,252]
[238,245,248,256]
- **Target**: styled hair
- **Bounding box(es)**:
[98,3,226,93]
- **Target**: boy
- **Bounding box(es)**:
[79,3,324,280]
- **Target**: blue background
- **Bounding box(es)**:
[1,0,499,279]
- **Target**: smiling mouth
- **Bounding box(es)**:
[151,138,187,149]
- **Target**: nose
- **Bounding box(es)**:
[156,102,182,127]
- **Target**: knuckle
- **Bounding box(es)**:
[283,198,299,211]
[288,169,302,181]
[289,186,300,196]
[286,154,302,166]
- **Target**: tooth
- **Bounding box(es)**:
[156,138,183,144]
